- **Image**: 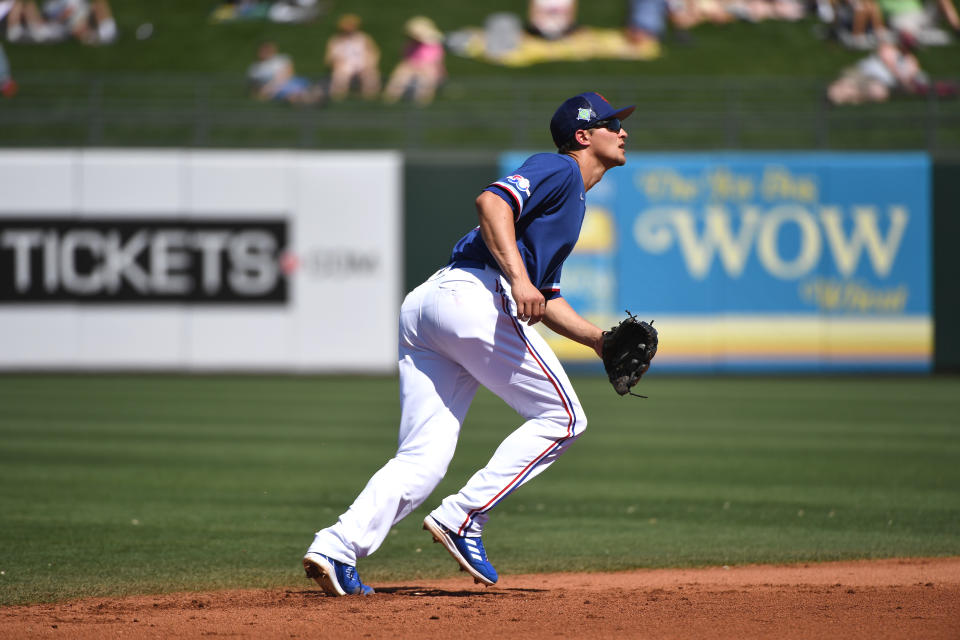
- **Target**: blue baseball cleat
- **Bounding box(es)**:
[423,515,498,586]
[303,552,375,596]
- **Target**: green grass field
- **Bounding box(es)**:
[1,374,958,606]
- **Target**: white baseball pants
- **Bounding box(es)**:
[308,263,587,565]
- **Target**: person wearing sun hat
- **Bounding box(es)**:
[325,13,381,100]
[383,16,446,105]
[404,15,443,44]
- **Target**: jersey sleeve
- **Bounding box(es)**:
[482,155,569,220]
[541,263,563,300]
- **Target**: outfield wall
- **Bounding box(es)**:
[409,152,939,373]
[0,150,402,372]
[1,149,953,373]
[511,152,934,372]
[932,159,960,372]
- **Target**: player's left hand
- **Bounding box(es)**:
[601,312,658,397]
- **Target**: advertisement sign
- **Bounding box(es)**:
[501,152,932,371]
[1,217,288,303]
[0,150,401,371]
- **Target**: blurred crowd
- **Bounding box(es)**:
[210,0,322,24]
[1,0,115,44]
[816,0,960,103]
[2,0,957,107]
[246,14,447,107]
[244,0,959,109]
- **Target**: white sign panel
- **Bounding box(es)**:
[0,150,402,372]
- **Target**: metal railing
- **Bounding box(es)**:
[2,72,959,151]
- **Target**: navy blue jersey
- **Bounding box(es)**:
[449,153,585,300]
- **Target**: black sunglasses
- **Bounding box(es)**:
[587,118,622,133]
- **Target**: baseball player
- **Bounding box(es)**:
[303,91,635,596]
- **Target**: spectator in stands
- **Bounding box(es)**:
[876,0,959,44]
[247,40,324,105]
[91,0,115,43]
[43,0,94,43]
[0,41,16,97]
[526,0,579,39]
[741,0,806,21]
[267,0,321,23]
[211,0,320,24]
[324,13,380,101]
[827,30,927,104]
[627,0,669,46]
[41,0,116,44]
[383,16,446,106]
[2,0,53,42]
[625,0,694,47]
[832,0,887,49]
[211,0,267,23]
[768,0,806,20]
[669,0,735,28]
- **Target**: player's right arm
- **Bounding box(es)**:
[475,190,546,325]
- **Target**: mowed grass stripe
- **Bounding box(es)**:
[0,374,957,605]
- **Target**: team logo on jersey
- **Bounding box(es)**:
[506,174,531,196]
[576,107,595,121]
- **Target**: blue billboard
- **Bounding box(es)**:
[501,152,932,372]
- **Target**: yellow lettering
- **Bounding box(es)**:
[762,166,818,202]
[757,205,821,280]
[820,206,908,278]
[801,279,843,310]
[800,277,908,313]
[634,206,759,280]
[635,170,699,201]
[707,168,754,201]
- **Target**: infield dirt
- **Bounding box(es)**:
[2,557,958,639]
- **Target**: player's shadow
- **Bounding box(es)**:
[299,586,543,599]
[376,585,546,597]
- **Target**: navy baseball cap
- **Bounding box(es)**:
[550,92,636,148]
